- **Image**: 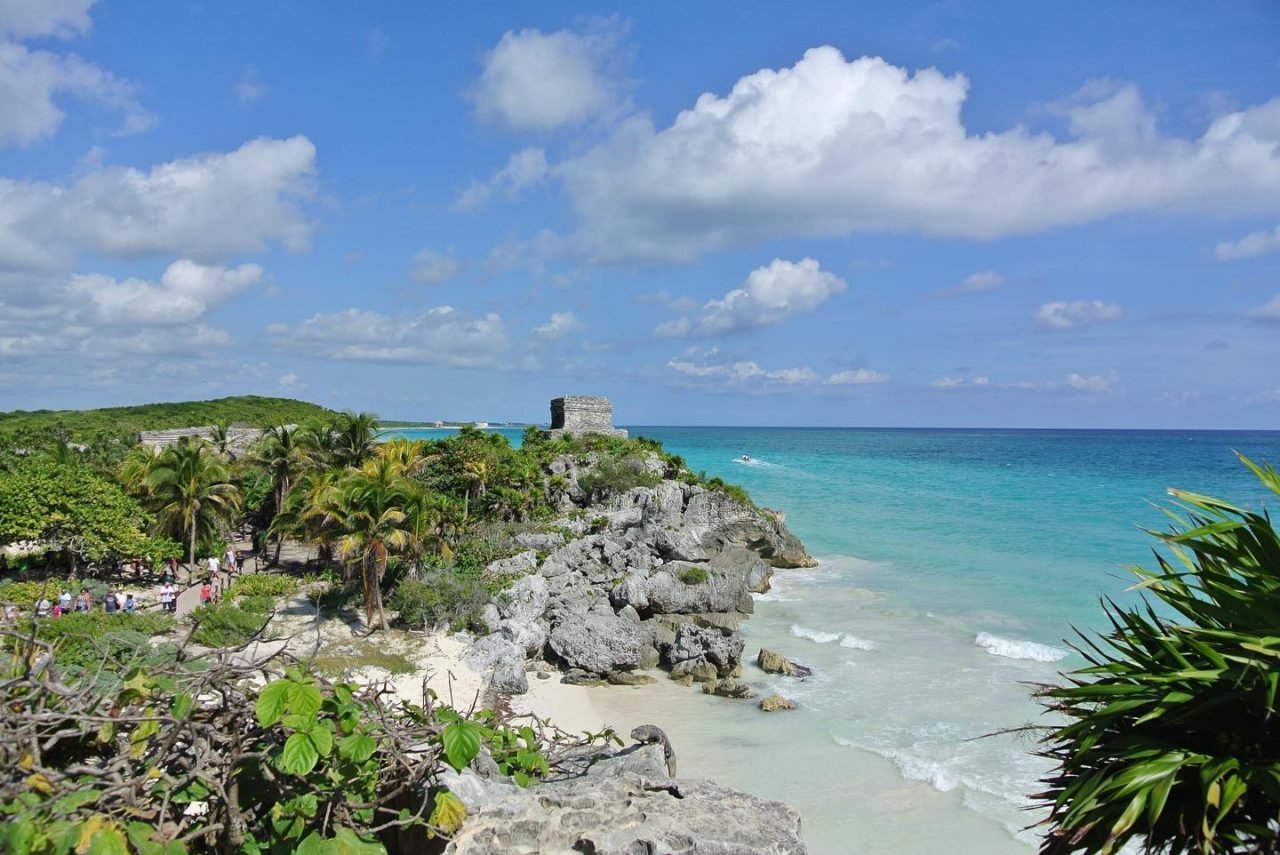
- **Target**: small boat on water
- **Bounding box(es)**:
[740,454,753,463]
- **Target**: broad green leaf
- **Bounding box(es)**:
[310,722,334,758]
[441,721,483,772]
[281,732,321,776]
[330,827,386,854]
[338,733,376,763]
[53,787,102,815]
[170,693,193,720]
[292,832,329,855]
[256,680,290,728]
[287,680,323,719]
[85,825,129,855]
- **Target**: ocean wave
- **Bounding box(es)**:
[838,635,877,651]
[974,632,1067,662]
[751,592,799,602]
[790,624,841,644]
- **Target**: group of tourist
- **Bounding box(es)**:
[2,548,249,625]
[2,587,141,622]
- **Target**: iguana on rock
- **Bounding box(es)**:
[630,724,676,777]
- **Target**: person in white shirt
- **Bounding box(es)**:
[207,555,219,577]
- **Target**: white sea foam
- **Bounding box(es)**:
[974,632,1067,662]
[839,634,877,650]
[751,592,799,603]
[790,624,841,644]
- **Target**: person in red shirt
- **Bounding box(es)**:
[199,580,212,606]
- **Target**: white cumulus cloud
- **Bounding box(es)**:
[234,66,268,105]
[554,47,1280,262]
[67,260,262,325]
[409,249,463,284]
[472,27,619,131]
[0,40,153,146]
[1035,300,1123,330]
[0,135,316,271]
[665,354,844,389]
[657,258,846,337]
[1216,225,1280,261]
[455,147,549,210]
[828,368,889,385]
[269,307,509,368]
[0,0,95,40]
[1065,370,1120,393]
[1246,293,1280,323]
[959,271,1005,293]
[532,311,582,339]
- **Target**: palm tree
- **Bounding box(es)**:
[1036,455,1280,854]
[332,458,422,631]
[142,438,241,581]
[332,411,380,469]
[208,420,236,462]
[254,425,308,563]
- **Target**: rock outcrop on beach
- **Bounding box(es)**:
[470,450,815,693]
[441,741,807,854]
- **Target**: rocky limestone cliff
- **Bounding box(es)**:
[440,741,806,854]
[471,450,815,694]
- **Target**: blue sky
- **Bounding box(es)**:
[0,1,1278,428]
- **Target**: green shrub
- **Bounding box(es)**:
[576,456,661,502]
[31,611,175,671]
[1037,455,1280,854]
[677,567,709,585]
[0,577,78,606]
[189,599,273,647]
[225,573,299,600]
[391,572,489,633]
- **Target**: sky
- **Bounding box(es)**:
[0,1,1278,429]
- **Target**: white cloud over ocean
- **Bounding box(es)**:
[269,307,509,368]
[552,48,1280,262]
[656,258,846,337]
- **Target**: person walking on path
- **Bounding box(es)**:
[199,580,212,607]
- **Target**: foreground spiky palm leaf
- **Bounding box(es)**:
[1036,455,1280,854]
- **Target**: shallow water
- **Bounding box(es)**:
[390,426,1280,852]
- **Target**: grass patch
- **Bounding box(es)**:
[677,566,709,585]
[310,640,416,678]
[188,596,274,647]
[22,611,176,672]
[224,573,300,600]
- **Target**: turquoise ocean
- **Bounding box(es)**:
[389,426,1280,852]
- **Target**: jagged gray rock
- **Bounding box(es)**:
[483,549,538,581]
[548,613,645,675]
[666,623,744,679]
[464,635,528,695]
[703,678,755,699]
[443,768,806,854]
[513,531,565,551]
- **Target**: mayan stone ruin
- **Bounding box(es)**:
[546,396,628,439]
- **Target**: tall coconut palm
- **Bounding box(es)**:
[142,437,241,580]
[254,425,308,562]
[208,420,236,462]
[332,411,380,470]
[333,457,422,631]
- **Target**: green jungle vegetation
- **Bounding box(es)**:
[0,396,336,470]
[0,398,756,854]
[1036,455,1280,854]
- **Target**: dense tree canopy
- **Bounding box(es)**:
[0,459,150,571]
